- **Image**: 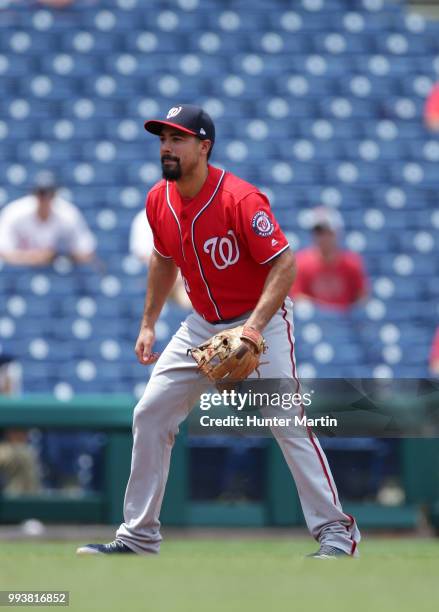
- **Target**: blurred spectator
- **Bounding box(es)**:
[0,171,96,267]
[129,209,154,263]
[289,207,368,310]
[424,82,439,132]
[0,355,43,495]
[429,327,439,376]
[130,209,191,309]
[0,355,21,396]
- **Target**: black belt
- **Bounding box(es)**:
[209,310,253,325]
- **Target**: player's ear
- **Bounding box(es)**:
[200,139,212,159]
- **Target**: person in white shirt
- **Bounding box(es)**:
[129,209,155,264]
[129,209,190,309]
[0,172,96,267]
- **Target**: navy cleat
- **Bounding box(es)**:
[307,545,350,560]
[76,539,136,555]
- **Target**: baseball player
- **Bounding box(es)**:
[77,105,360,559]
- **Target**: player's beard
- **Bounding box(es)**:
[161,155,182,181]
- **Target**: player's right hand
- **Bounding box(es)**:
[135,326,160,365]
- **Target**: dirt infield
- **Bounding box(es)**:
[0,523,434,541]
[0,523,309,541]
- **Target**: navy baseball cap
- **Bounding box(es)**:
[309,207,344,233]
[32,170,57,195]
[144,104,215,143]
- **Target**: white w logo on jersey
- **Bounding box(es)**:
[203,230,240,270]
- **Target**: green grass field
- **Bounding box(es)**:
[0,538,438,612]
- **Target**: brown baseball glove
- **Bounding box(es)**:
[188,325,266,382]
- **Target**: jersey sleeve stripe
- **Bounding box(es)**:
[259,243,289,265]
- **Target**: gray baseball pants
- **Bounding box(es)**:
[116,298,361,555]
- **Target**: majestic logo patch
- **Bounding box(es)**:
[203,230,240,270]
[252,211,274,237]
[167,106,182,119]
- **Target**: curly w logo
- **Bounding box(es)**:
[203,230,240,270]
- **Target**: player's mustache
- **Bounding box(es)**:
[161,156,180,164]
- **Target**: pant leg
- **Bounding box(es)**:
[116,315,210,554]
[259,298,361,555]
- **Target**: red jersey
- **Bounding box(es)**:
[145,165,289,322]
[430,328,439,368]
[424,83,439,124]
[289,247,367,310]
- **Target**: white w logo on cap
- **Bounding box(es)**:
[167,106,182,119]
